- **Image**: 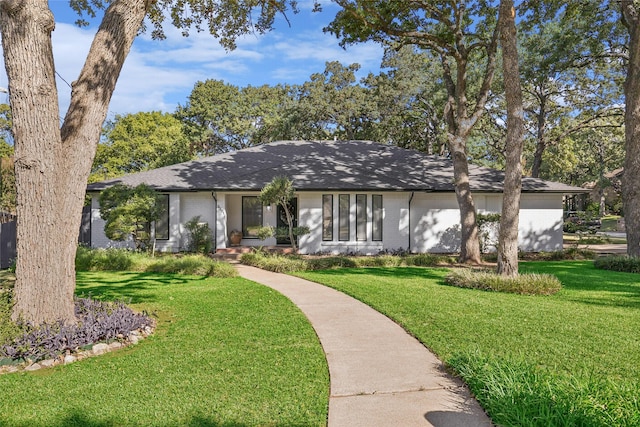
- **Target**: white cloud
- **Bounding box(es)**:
[2,3,384,117]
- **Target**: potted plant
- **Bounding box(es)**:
[229,230,242,246]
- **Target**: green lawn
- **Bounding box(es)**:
[0,272,328,426]
[295,262,640,426]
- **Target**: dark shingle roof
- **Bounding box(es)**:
[87,140,586,193]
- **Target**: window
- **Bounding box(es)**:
[155,194,170,240]
[242,196,263,238]
[339,194,350,241]
[356,194,367,241]
[372,195,383,241]
[322,195,333,241]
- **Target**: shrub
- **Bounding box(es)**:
[1,297,153,363]
[405,253,456,266]
[241,252,307,273]
[241,251,460,272]
[594,255,640,273]
[184,216,213,254]
[76,246,236,278]
[76,246,136,271]
[305,256,358,270]
[444,269,562,295]
[145,255,236,277]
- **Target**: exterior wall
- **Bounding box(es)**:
[298,192,408,255]
[411,193,462,253]
[91,190,565,254]
[178,192,216,251]
[90,192,213,253]
[518,194,564,251]
[410,192,563,253]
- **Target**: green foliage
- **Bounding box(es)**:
[444,269,562,295]
[75,247,137,272]
[594,255,640,273]
[0,289,18,345]
[176,80,293,154]
[240,251,457,273]
[259,176,308,251]
[0,155,15,220]
[76,246,236,278]
[184,216,213,254]
[0,104,12,147]
[144,255,236,277]
[91,112,191,182]
[449,353,640,427]
[255,225,275,241]
[240,252,309,273]
[476,213,501,254]
[99,184,164,251]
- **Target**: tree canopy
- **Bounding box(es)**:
[91,111,191,182]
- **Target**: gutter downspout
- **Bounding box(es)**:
[408,192,414,253]
[212,192,218,252]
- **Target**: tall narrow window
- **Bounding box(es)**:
[372,195,383,241]
[242,196,263,238]
[322,195,333,241]
[356,194,367,241]
[339,194,350,241]
[155,194,170,240]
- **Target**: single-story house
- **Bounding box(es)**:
[86,140,585,254]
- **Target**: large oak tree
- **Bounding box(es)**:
[327,0,501,263]
[622,1,640,257]
[0,0,301,325]
[496,0,524,276]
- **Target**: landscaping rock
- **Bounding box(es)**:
[64,354,77,365]
[92,343,110,355]
[40,359,56,368]
[25,363,41,371]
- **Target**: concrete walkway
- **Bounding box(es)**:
[235,264,492,427]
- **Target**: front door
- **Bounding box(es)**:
[276,198,298,245]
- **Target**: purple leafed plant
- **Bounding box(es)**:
[1,298,153,363]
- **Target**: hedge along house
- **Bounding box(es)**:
[86,140,585,255]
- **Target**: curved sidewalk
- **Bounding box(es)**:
[235,264,492,427]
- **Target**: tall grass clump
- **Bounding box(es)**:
[241,252,308,273]
[594,255,640,273]
[444,269,562,295]
[241,251,459,272]
[145,255,236,277]
[448,352,640,427]
[76,246,236,278]
[76,246,136,271]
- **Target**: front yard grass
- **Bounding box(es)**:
[0,272,328,426]
[295,261,640,426]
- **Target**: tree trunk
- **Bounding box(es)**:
[283,203,297,252]
[449,134,482,264]
[622,3,640,258]
[497,0,525,276]
[0,0,150,324]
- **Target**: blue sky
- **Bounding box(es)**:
[0,1,384,119]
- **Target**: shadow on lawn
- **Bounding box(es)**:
[0,411,254,427]
[75,272,198,304]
